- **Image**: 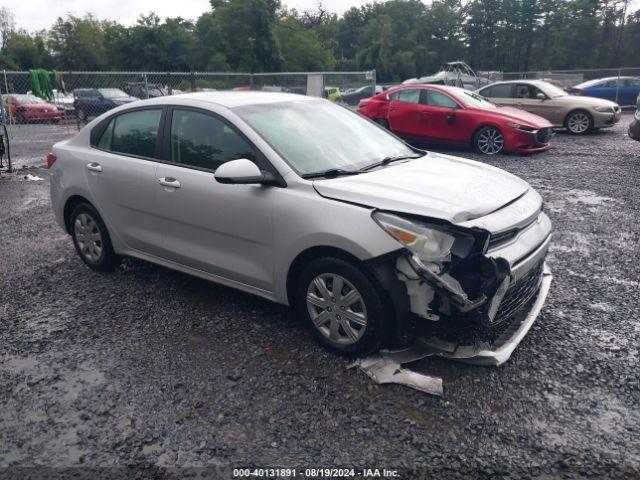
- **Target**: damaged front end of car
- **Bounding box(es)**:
[368,193,553,366]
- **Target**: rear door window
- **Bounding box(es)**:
[110,109,162,158]
[395,89,421,104]
[482,84,515,98]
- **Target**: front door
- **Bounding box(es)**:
[514,84,556,120]
[155,107,275,292]
[419,89,469,144]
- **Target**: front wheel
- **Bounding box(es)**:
[473,126,505,155]
[295,257,392,357]
[565,110,593,135]
[76,108,87,122]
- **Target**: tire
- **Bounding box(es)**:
[473,126,505,155]
[565,110,593,135]
[295,257,393,357]
[69,203,119,271]
[374,118,389,129]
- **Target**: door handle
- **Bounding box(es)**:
[158,177,181,189]
[86,162,102,173]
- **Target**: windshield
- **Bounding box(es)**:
[99,88,129,99]
[234,100,415,175]
[539,82,567,98]
[461,91,498,109]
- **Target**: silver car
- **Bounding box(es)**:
[477,80,621,135]
[49,92,552,365]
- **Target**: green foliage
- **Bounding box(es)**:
[1,0,639,81]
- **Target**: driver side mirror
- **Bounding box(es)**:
[536,92,547,100]
[214,159,276,185]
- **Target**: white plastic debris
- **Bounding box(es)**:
[349,343,443,396]
[23,174,43,181]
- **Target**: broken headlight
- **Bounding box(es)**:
[373,211,487,263]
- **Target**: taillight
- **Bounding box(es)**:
[46,152,57,168]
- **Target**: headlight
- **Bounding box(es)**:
[594,106,613,113]
[506,122,535,132]
[372,212,485,263]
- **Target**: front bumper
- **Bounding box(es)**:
[505,127,552,154]
[593,109,622,128]
[422,263,552,366]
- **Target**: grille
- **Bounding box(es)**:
[491,262,544,326]
[536,128,552,144]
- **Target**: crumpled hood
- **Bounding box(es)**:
[313,152,530,224]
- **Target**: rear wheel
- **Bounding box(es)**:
[69,203,119,271]
[295,257,392,357]
[565,110,593,135]
[473,126,505,155]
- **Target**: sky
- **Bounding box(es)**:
[6,0,377,32]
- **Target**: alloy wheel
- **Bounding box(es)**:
[306,273,368,346]
[74,213,103,263]
[567,112,590,134]
[477,127,504,155]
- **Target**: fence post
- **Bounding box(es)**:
[143,73,149,99]
[616,68,621,105]
[190,71,196,92]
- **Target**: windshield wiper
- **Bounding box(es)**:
[301,168,361,179]
[359,153,425,172]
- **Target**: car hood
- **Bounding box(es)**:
[484,106,553,127]
[556,95,619,108]
[313,152,530,224]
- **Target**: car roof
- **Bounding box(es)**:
[135,91,317,109]
[482,79,549,86]
[574,76,638,88]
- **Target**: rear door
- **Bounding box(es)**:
[84,107,164,255]
[155,107,275,291]
[387,88,424,138]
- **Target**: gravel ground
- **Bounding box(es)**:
[1,117,639,479]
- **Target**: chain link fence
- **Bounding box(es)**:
[0,70,376,167]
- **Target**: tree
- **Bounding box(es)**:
[210,0,282,72]
[48,15,108,70]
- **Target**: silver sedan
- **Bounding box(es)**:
[49,92,552,365]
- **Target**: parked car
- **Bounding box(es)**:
[358,84,553,155]
[567,76,640,108]
[49,92,552,364]
[340,85,384,105]
[477,80,621,135]
[123,82,168,99]
[2,94,61,124]
[629,108,640,141]
[73,88,138,121]
[27,89,75,115]
[324,86,342,102]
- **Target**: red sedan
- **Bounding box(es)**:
[3,94,61,124]
[358,85,553,155]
